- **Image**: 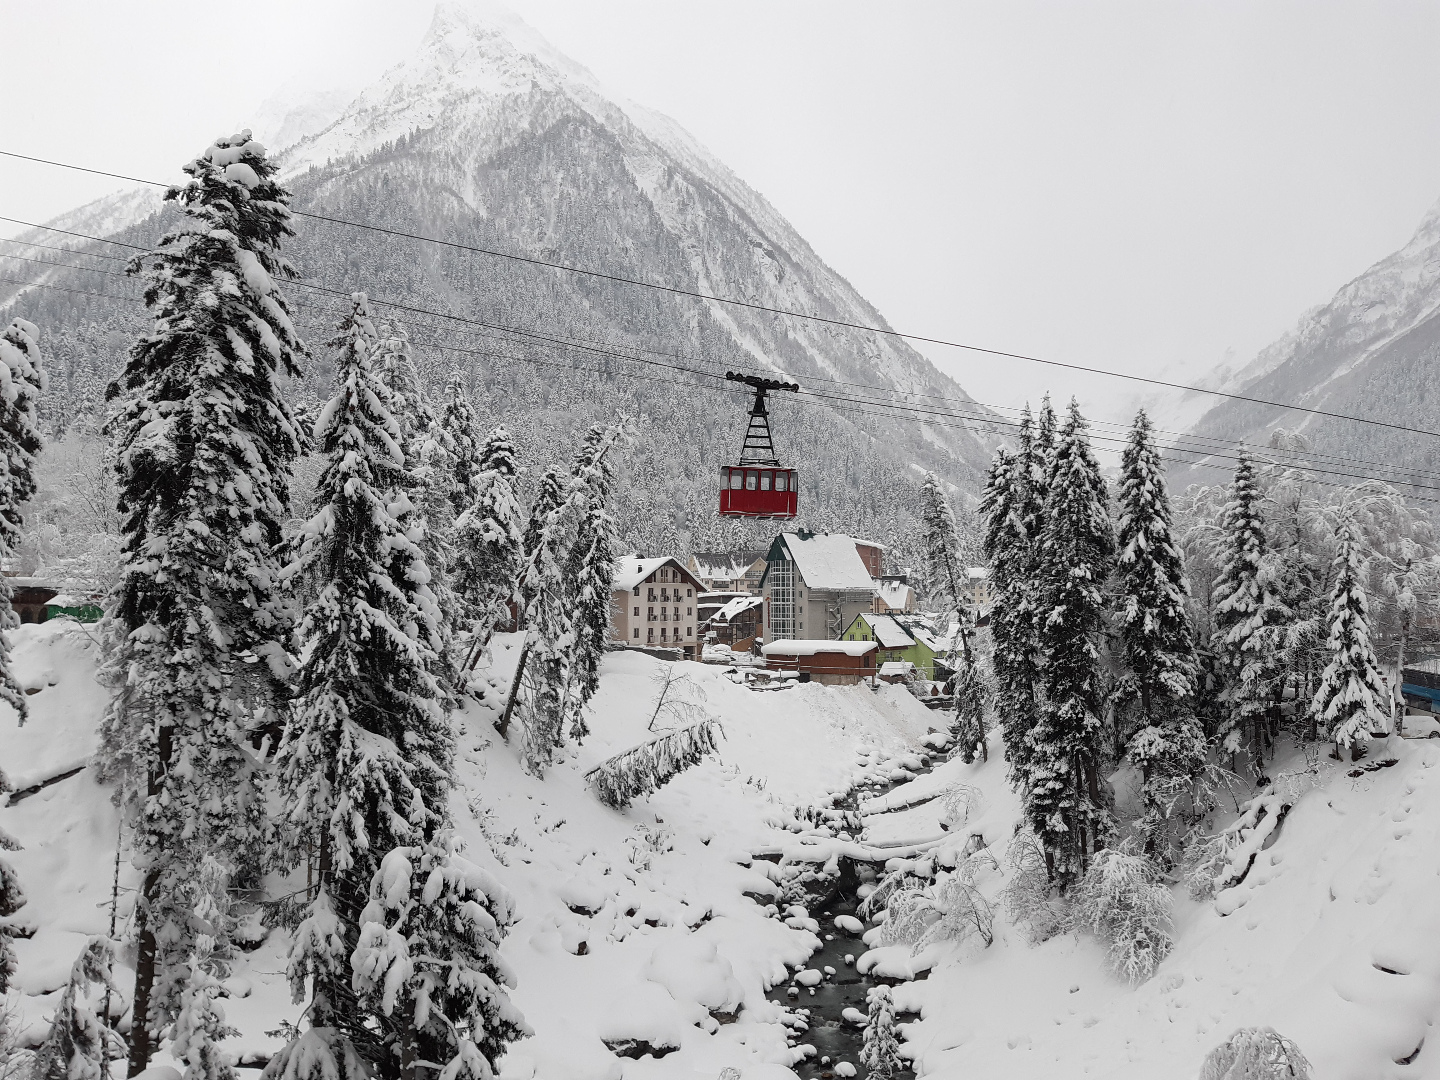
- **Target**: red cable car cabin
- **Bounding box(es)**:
[718,371,800,519]
[719,464,798,518]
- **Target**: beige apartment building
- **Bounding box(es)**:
[610,556,705,659]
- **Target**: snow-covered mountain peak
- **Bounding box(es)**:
[279,0,616,175]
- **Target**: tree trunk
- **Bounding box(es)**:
[127,720,173,1077]
[496,634,532,740]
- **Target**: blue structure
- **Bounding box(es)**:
[1402,660,1440,711]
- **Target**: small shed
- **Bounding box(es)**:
[878,660,916,684]
[761,639,877,686]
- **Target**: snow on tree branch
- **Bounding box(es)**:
[585,719,723,810]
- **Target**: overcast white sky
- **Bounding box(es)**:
[4,1,1440,422]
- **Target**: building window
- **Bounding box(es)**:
[687,626,693,636]
[648,607,654,619]
[687,607,692,615]
[661,626,668,640]
[633,586,639,596]
[687,588,692,597]
[633,607,639,617]
[633,628,639,638]
[648,628,654,640]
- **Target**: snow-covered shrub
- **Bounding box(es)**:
[349,836,528,1080]
[30,939,120,1080]
[1199,1026,1312,1079]
[859,986,905,1080]
[1067,847,1173,983]
[0,992,33,1080]
[857,866,928,921]
[876,850,996,954]
[1001,831,1063,943]
[938,784,985,833]
[585,718,722,809]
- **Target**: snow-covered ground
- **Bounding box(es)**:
[7,621,1440,1078]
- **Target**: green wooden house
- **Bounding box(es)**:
[841,612,940,678]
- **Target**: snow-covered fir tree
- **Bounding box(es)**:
[1312,511,1390,756]
[269,294,453,1079]
[172,861,240,1080]
[30,939,119,1080]
[349,838,527,1080]
[97,130,305,1072]
[0,318,45,725]
[981,409,1043,794]
[374,324,458,694]
[921,470,987,761]
[859,985,904,1080]
[438,372,482,520]
[1114,411,1204,847]
[1211,449,1288,772]
[512,468,573,769]
[0,768,22,997]
[453,428,525,668]
[561,425,625,741]
[1031,400,1114,886]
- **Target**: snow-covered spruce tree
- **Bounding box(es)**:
[509,469,573,767]
[1311,511,1389,757]
[1199,1027,1312,1080]
[0,318,45,725]
[30,939,119,1080]
[560,425,625,742]
[921,471,989,762]
[374,324,459,696]
[453,428,525,669]
[0,768,22,997]
[172,860,240,1080]
[1211,450,1288,772]
[859,985,904,1080]
[1114,411,1205,851]
[268,294,452,1080]
[350,838,527,1080]
[1032,400,1115,886]
[98,130,304,1073]
[1067,846,1173,983]
[980,413,1042,796]
[438,373,482,520]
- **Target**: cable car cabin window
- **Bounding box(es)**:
[774,472,787,492]
[729,469,743,489]
[760,471,772,491]
[746,470,758,490]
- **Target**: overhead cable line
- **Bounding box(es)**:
[1,148,1437,440]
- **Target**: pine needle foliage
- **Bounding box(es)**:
[585,719,723,809]
[0,767,22,997]
[452,428,524,657]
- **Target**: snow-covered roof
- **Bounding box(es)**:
[878,661,915,676]
[876,579,913,609]
[690,550,763,579]
[780,533,876,591]
[966,566,991,581]
[716,595,764,622]
[910,627,941,652]
[611,556,699,592]
[857,613,915,649]
[761,639,876,657]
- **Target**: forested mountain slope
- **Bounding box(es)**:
[1184,198,1440,488]
[0,1,997,567]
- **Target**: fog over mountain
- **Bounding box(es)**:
[2,0,999,571]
